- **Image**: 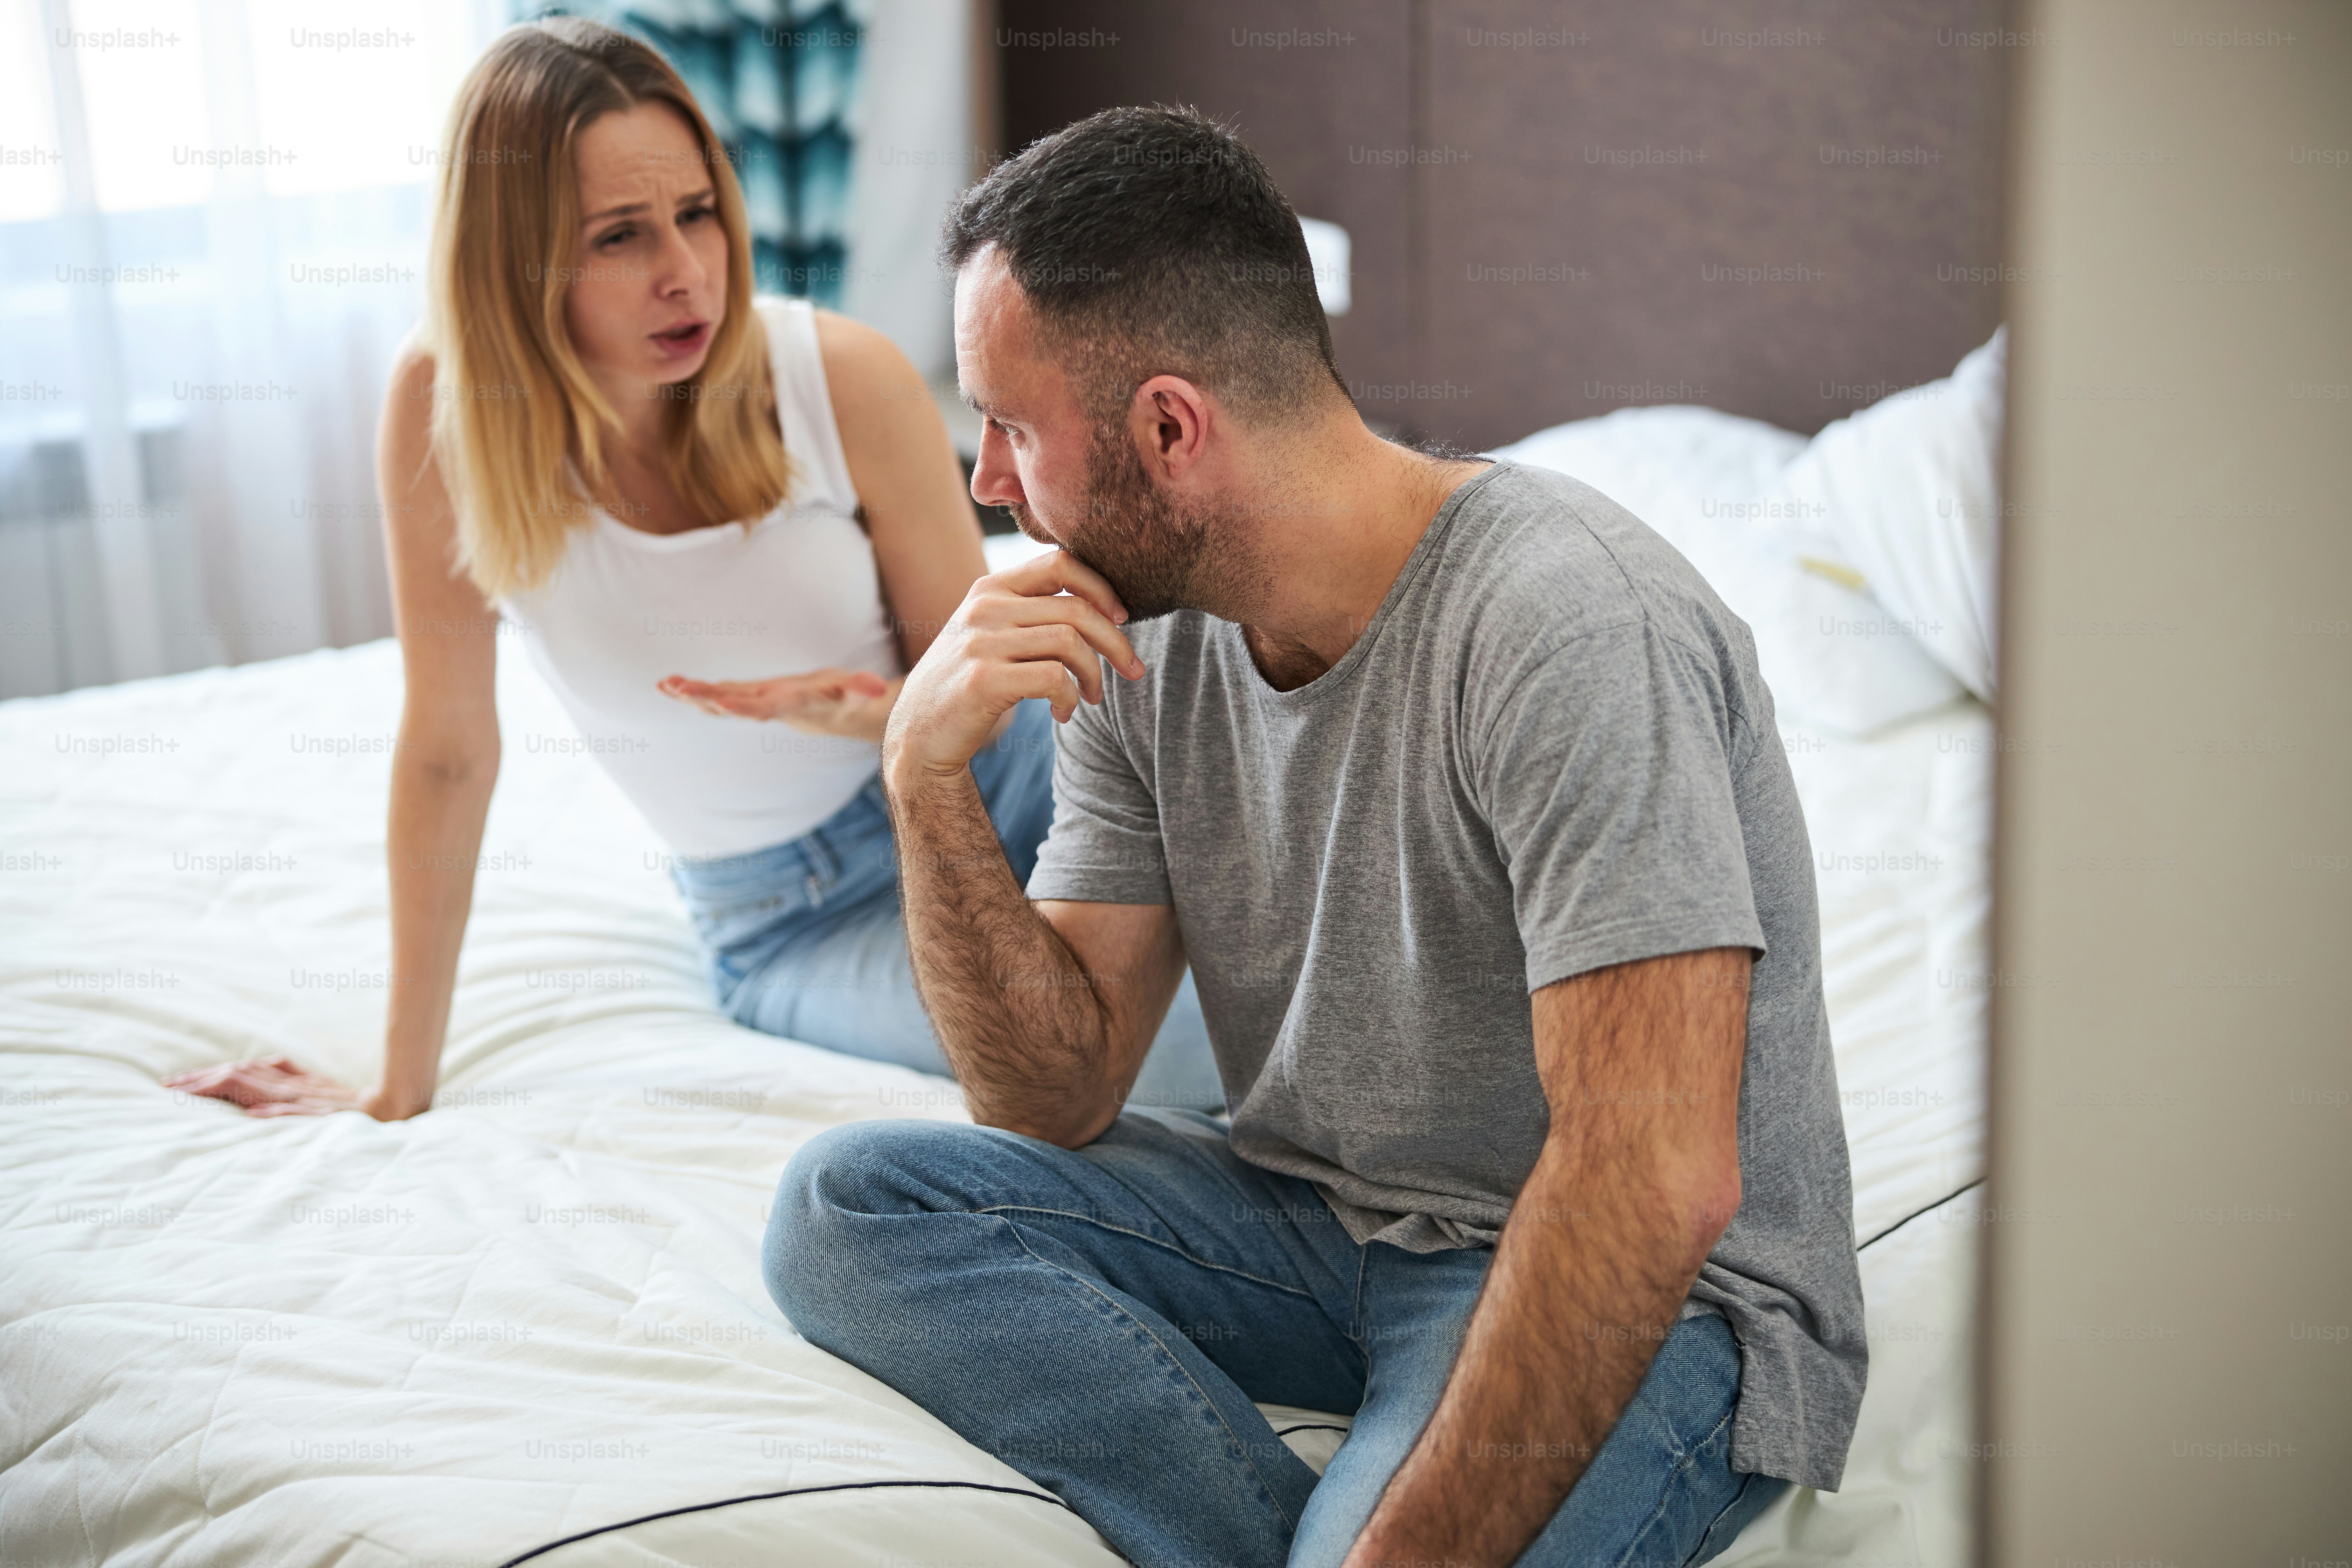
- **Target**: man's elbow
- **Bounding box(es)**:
[1679,1160,1742,1261]
[972,1094,1121,1150]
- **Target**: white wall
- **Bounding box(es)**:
[841,0,982,386]
[1985,0,2351,1558]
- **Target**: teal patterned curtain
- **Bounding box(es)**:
[518,1,866,305]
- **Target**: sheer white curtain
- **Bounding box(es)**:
[0,0,502,698]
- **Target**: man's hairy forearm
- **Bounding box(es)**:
[1350,951,1747,1567]
[883,765,1114,1138]
[1360,1136,1724,1565]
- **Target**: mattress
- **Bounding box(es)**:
[0,545,1988,1566]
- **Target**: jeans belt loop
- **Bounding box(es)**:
[800,826,842,904]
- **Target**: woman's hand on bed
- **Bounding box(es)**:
[657,669,900,744]
[162,1056,414,1120]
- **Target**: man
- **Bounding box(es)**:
[765,107,1864,1568]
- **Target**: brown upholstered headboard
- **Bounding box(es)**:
[995,0,2009,448]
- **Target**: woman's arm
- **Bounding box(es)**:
[373,345,503,1118]
[813,308,992,674]
[167,346,500,1120]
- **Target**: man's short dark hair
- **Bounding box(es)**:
[941,105,1347,423]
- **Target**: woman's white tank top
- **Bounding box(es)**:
[500,297,900,859]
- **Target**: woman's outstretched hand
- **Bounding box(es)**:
[163,1056,415,1120]
[658,668,899,744]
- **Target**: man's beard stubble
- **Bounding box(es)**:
[1012,423,1256,624]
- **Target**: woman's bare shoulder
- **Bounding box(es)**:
[385,338,438,438]
[811,306,920,397]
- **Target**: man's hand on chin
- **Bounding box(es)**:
[881,546,1142,791]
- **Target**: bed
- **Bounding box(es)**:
[1,413,1990,1564]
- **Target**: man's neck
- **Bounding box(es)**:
[1224,422,1488,692]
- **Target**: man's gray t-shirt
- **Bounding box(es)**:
[1025,460,1867,1492]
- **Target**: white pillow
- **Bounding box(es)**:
[1777,329,2005,700]
[1491,407,1966,736]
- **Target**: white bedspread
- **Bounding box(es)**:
[1,565,1987,1564]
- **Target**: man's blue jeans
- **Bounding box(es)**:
[766,1106,1786,1567]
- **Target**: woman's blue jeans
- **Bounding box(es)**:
[669,698,1225,1112]
[766,1107,1787,1568]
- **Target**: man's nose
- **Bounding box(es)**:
[969,422,1024,511]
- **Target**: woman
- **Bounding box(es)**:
[166,18,1219,1120]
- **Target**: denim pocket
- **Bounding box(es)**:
[672,844,826,957]
[682,885,802,953]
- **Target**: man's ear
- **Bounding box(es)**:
[1127,374,1212,482]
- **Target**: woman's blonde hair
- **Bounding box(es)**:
[423,17,790,597]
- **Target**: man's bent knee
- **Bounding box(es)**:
[762,1118,986,1344]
